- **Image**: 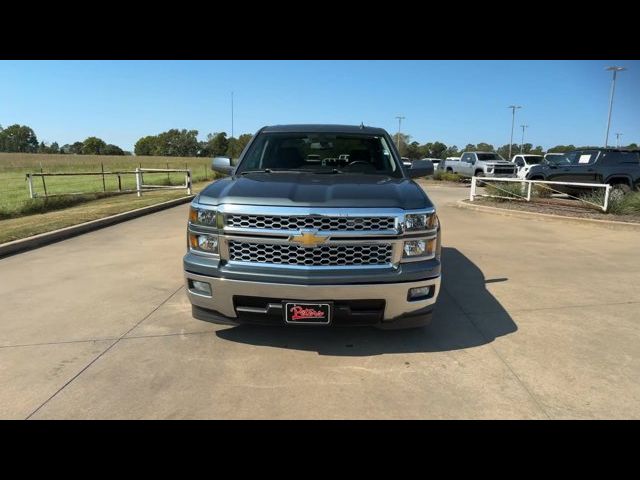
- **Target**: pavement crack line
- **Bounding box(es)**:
[24,284,185,420]
[442,286,552,419]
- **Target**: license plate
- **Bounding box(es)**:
[284,302,332,325]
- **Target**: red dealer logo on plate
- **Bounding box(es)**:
[289,305,325,321]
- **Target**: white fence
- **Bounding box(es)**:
[26,168,192,199]
[469,177,612,212]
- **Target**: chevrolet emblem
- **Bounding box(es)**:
[289,230,329,248]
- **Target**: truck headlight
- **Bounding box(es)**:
[402,238,436,258]
[189,206,217,226]
[404,213,437,231]
[189,233,219,254]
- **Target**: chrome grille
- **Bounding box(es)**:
[226,214,395,231]
[228,241,393,267]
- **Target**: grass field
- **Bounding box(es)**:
[0,153,219,218]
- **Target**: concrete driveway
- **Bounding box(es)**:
[1,183,639,419]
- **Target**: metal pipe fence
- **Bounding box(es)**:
[469,176,612,212]
[25,168,192,199]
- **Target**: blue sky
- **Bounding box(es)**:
[1,60,638,151]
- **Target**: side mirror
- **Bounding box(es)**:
[212,157,234,175]
[407,159,434,178]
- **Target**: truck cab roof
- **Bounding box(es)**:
[261,124,388,135]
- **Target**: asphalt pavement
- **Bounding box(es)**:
[1,183,639,419]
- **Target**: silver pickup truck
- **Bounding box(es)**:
[183,124,442,330]
[443,151,517,178]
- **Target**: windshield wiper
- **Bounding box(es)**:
[239,169,272,175]
[311,168,344,174]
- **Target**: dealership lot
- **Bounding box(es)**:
[1,184,639,419]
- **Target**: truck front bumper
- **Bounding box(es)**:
[184,272,441,329]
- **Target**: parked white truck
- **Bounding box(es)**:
[443,152,517,178]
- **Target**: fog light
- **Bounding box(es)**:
[408,286,432,301]
[189,280,212,296]
[403,239,426,257]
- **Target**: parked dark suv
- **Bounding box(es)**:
[526,148,640,197]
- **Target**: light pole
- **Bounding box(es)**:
[520,124,528,153]
[616,133,623,148]
[508,105,521,160]
[395,115,405,151]
[604,66,626,148]
[231,91,234,140]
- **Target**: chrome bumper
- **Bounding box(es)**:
[184,272,440,322]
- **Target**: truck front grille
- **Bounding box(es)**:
[493,167,516,174]
[226,214,395,232]
[228,241,393,267]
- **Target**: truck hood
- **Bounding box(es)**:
[197,173,432,209]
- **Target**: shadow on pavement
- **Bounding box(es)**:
[215,247,517,356]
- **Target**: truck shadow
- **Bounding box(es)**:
[215,247,517,356]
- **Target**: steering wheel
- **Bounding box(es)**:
[347,160,371,167]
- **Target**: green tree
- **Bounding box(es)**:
[156,129,200,156]
[476,142,495,152]
[393,133,411,156]
[404,141,422,160]
[428,141,447,159]
[497,143,519,159]
[225,133,254,158]
[444,145,459,158]
[82,137,107,155]
[135,135,160,156]
[546,145,576,153]
[529,145,544,155]
[202,132,230,157]
[136,129,199,156]
[71,142,85,154]
[50,142,60,154]
[0,124,39,152]
[103,144,125,155]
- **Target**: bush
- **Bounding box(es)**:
[483,181,525,201]
[579,190,640,214]
[609,191,640,215]
[432,170,462,182]
[532,183,553,198]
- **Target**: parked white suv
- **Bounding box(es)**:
[445,152,516,178]
[511,154,544,179]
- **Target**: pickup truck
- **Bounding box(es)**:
[183,124,442,329]
[443,152,517,178]
[511,154,544,179]
[526,148,640,197]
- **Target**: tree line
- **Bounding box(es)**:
[0,123,254,159]
[133,129,253,158]
[2,123,638,159]
[0,124,128,155]
[396,133,639,160]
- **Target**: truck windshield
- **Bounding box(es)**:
[524,156,543,164]
[477,153,504,161]
[237,132,400,176]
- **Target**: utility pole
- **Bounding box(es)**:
[231,91,234,140]
[616,133,623,148]
[395,115,405,151]
[508,105,521,161]
[520,124,528,153]
[604,66,626,148]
